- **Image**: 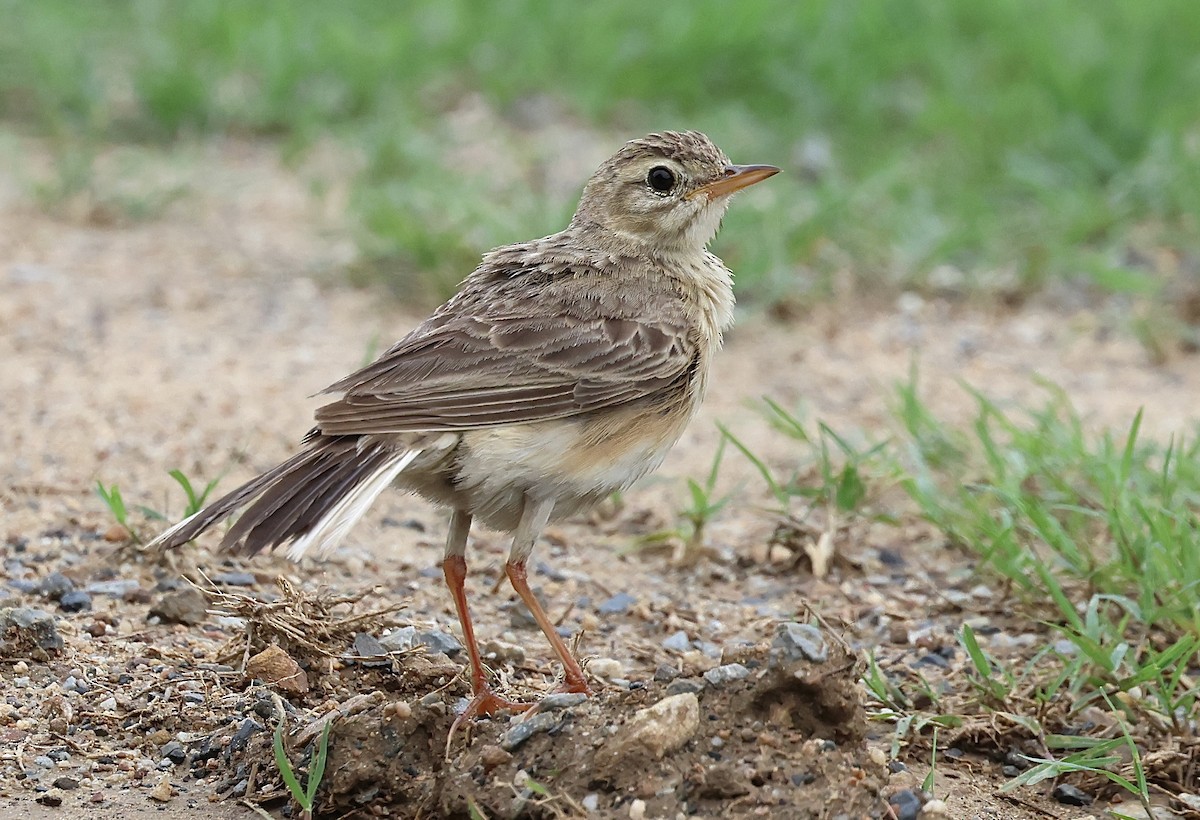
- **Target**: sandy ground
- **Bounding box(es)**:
[3,136,1198,818]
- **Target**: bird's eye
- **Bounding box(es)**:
[646,166,676,194]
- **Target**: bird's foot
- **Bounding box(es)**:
[446,686,533,752]
[554,677,593,696]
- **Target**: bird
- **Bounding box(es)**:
[149,131,779,727]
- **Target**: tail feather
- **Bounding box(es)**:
[148,436,418,559]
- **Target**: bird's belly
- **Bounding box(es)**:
[453,407,690,530]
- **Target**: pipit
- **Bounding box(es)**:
[150,131,778,726]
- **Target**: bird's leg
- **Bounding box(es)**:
[506,495,593,695]
[442,510,531,732]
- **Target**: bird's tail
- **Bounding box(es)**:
[148,436,419,560]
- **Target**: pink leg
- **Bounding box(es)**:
[441,513,531,735]
[506,560,592,695]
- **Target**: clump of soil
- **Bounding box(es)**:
[281,638,886,818]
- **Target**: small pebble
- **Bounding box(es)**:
[161,741,186,765]
[596,591,636,615]
[535,562,568,582]
[378,626,416,652]
[149,774,173,802]
[211,572,256,586]
[103,524,131,542]
[1003,750,1029,770]
[39,572,75,601]
[32,755,54,768]
[482,638,525,664]
[653,663,678,682]
[1051,783,1092,806]
[352,632,388,665]
[98,697,117,711]
[499,712,559,751]
[581,793,600,812]
[36,789,64,807]
[537,693,587,712]
[587,658,623,679]
[771,622,828,665]
[147,588,208,626]
[628,798,647,820]
[888,788,924,820]
[52,776,79,790]
[229,718,262,753]
[661,630,691,652]
[478,744,511,769]
[703,663,750,686]
[58,591,92,612]
[415,630,463,657]
[665,678,705,696]
[85,580,141,598]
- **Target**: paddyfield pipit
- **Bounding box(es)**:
[150,131,779,723]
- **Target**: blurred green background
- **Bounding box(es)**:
[4,0,1198,308]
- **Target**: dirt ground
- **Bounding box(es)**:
[3,136,1199,819]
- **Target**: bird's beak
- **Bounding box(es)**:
[688,164,781,201]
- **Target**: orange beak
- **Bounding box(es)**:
[688,164,781,201]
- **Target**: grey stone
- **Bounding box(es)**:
[665,678,705,696]
[535,562,568,582]
[161,741,186,765]
[771,622,828,666]
[499,712,559,751]
[653,663,679,682]
[596,591,636,615]
[212,571,257,586]
[0,607,63,653]
[229,718,262,754]
[1051,783,1091,806]
[378,626,417,652]
[703,663,751,686]
[415,630,463,657]
[58,591,91,612]
[537,693,587,712]
[39,572,75,601]
[148,588,208,625]
[86,580,142,597]
[352,632,387,659]
[888,788,923,820]
[661,630,691,652]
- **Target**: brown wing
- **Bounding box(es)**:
[313,287,696,436]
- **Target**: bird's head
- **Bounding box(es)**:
[571,131,779,255]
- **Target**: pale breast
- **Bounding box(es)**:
[451,397,697,530]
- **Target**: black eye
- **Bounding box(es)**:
[647,166,676,194]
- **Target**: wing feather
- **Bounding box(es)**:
[314,272,697,435]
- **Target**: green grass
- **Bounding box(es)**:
[732,380,1200,805]
[273,716,331,820]
[4,1,1199,304]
